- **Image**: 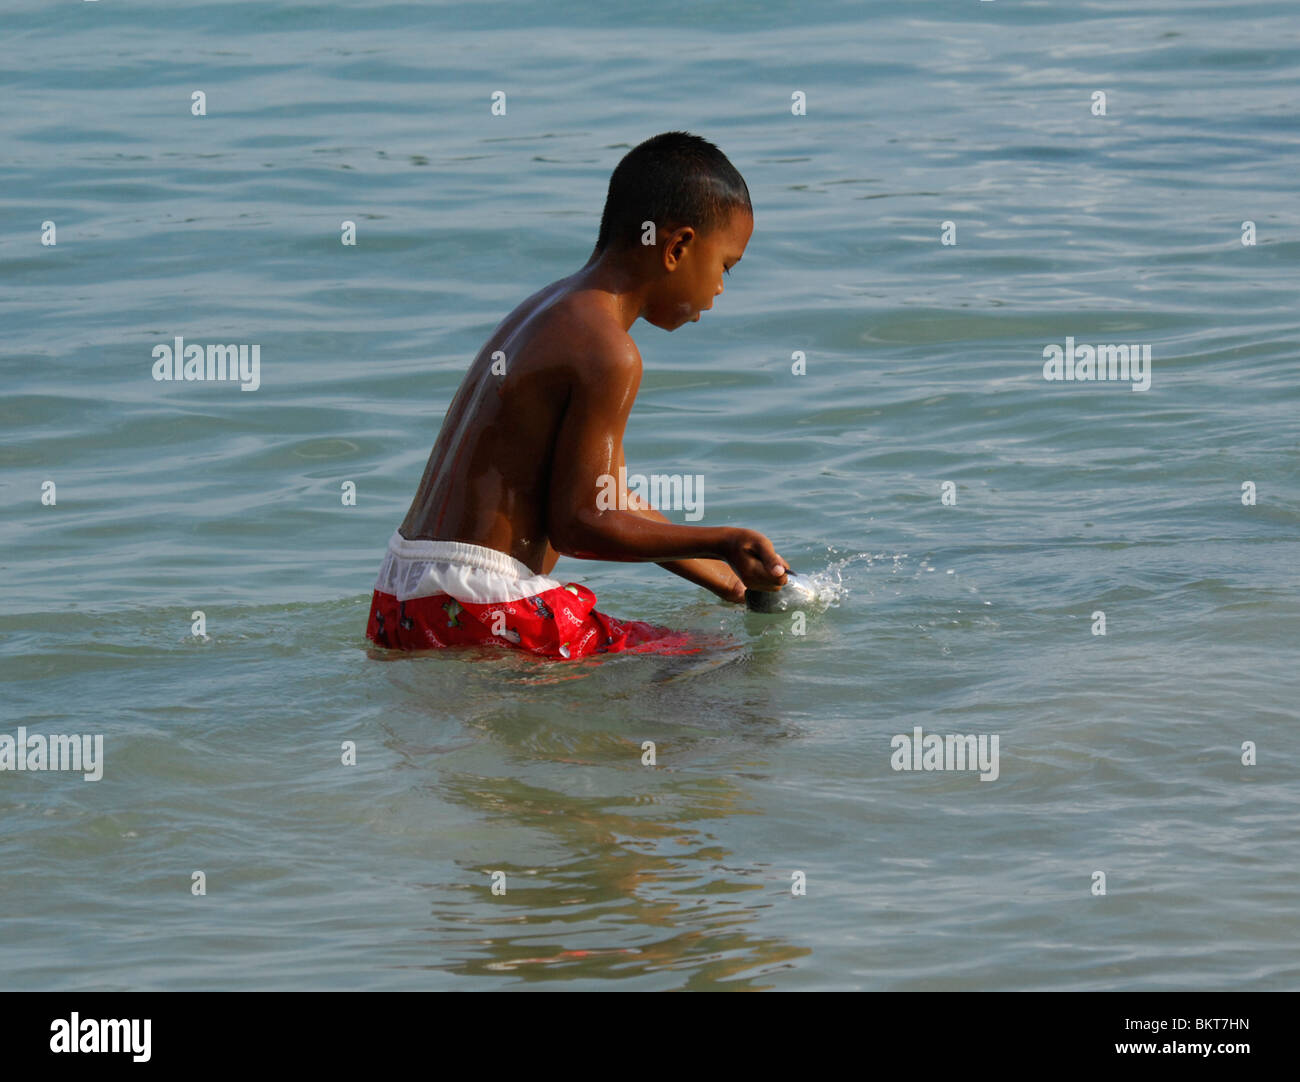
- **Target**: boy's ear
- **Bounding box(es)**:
[664,226,696,268]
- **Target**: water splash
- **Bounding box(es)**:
[790,548,927,610]
[780,551,868,611]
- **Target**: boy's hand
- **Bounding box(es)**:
[653,558,745,603]
[724,529,789,591]
[709,570,747,603]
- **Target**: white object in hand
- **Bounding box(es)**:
[745,572,817,613]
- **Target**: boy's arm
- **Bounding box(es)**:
[650,520,747,602]
[616,445,745,603]
[546,335,787,590]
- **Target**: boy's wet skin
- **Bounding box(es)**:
[398,205,789,604]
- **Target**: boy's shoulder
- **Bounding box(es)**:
[524,288,642,378]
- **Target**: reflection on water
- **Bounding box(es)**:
[375,639,810,986]
[426,774,809,987]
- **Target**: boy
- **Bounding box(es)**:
[365,131,789,660]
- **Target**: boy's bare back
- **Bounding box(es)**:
[398,275,631,578]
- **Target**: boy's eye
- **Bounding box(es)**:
[724,265,732,276]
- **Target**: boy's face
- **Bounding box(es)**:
[652,207,753,330]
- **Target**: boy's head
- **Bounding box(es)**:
[593,131,753,330]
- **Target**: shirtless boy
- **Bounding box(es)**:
[365,131,789,659]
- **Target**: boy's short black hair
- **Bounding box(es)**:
[594,131,751,254]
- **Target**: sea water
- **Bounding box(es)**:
[2,0,1298,989]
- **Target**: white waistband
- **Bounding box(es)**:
[374,531,564,604]
[385,532,540,579]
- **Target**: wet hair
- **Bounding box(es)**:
[593,131,751,254]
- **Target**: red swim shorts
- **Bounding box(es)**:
[364,533,699,660]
